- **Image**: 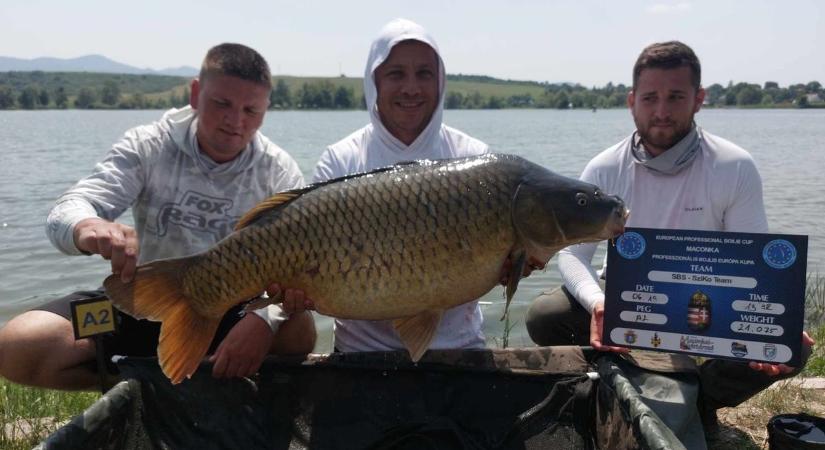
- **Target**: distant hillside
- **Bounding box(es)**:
[269,74,551,109]
[0,71,558,110]
[448,73,548,87]
[0,71,821,111]
[0,55,198,77]
[0,71,188,96]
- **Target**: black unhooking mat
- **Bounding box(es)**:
[36,347,685,450]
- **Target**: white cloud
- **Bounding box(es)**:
[646,2,692,14]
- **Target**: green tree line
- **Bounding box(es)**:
[270,79,360,109]
[0,72,190,110]
[0,71,822,111]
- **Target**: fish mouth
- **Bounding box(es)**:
[601,204,629,239]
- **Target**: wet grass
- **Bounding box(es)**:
[803,272,825,377]
[803,324,825,377]
[806,272,825,327]
[0,381,98,449]
[712,380,825,449]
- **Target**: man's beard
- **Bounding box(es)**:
[637,117,694,152]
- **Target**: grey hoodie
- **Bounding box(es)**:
[46,106,304,328]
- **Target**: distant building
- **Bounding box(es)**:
[806,93,824,104]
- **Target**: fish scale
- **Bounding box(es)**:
[268,162,503,317]
[105,154,628,383]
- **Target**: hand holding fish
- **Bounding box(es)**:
[74,218,138,283]
[211,284,316,379]
[209,313,273,379]
[279,287,316,315]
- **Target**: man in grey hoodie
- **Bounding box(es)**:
[0,43,316,390]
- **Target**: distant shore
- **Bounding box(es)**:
[1,71,823,111]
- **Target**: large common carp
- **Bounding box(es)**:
[105,154,628,384]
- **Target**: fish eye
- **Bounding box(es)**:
[576,193,588,206]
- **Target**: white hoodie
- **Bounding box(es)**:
[46,106,304,330]
[312,18,489,352]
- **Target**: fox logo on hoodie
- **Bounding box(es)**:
[156,191,239,239]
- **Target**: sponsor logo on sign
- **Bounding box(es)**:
[763,343,777,360]
[616,231,646,259]
[624,329,637,344]
[731,342,748,358]
[680,335,715,352]
[650,332,662,348]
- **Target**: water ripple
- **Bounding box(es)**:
[1,109,823,346]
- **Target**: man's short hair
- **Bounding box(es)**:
[199,43,272,89]
[632,41,701,90]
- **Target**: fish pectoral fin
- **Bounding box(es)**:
[393,310,444,362]
[158,302,220,385]
[503,249,527,321]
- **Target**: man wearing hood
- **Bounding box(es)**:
[0,43,316,390]
[311,18,489,353]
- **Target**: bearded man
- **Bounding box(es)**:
[525,41,813,444]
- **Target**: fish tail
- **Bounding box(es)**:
[158,301,220,384]
[103,256,219,384]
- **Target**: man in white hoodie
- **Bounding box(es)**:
[311,18,490,353]
[0,43,315,390]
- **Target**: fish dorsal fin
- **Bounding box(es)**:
[235,161,430,231]
[310,159,424,186]
[235,190,304,230]
[393,310,444,362]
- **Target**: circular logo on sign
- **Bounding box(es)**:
[762,239,797,269]
[616,231,646,259]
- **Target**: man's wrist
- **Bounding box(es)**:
[583,294,605,314]
[250,306,283,334]
[72,217,103,255]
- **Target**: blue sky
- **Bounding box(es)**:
[1,0,822,87]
